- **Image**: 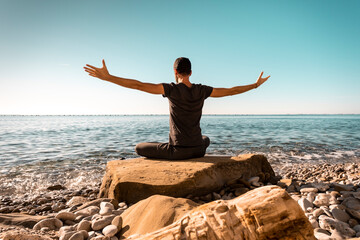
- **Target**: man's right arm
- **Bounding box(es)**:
[106,75,164,95]
[210,71,270,98]
[84,59,164,95]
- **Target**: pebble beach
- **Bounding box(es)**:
[1,160,360,239]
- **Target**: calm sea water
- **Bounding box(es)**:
[1,115,359,196]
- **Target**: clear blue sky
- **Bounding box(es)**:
[1,0,359,114]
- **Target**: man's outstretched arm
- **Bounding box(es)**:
[210,71,270,98]
[84,59,164,95]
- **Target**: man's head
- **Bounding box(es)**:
[174,57,192,83]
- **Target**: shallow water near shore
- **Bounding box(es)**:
[0,114,359,197]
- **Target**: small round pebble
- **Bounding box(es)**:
[118,202,127,208]
[77,219,91,232]
[102,224,118,237]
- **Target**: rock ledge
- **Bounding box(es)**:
[99,154,275,203]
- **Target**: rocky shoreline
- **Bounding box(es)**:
[0,186,100,216]
[1,159,360,239]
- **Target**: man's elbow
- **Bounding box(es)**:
[132,81,143,90]
[229,88,238,96]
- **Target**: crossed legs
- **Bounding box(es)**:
[135,136,210,160]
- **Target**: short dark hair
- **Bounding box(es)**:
[174,57,191,75]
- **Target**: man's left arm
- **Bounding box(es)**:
[210,71,270,98]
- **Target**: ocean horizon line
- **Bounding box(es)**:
[1,113,360,116]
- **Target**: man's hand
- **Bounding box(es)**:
[84,59,110,81]
[256,71,270,88]
[83,59,164,95]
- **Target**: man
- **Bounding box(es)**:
[84,57,270,160]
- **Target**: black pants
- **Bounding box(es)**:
[135,136,210,160]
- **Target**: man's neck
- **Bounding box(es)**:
[177,77,192,88]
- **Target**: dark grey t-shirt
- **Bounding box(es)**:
[162,82,213,147]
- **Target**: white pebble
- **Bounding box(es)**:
[91,215,115,231]
[100,202,115,210]
[118,202,127,208]
[313,194,331,207]
[102,224,118,237]
[100,207,113,216]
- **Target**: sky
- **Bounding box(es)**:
[0,0,359,115]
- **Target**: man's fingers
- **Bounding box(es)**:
[102,59,107,69]
[84,69,96,75]
[84,67,95,72]
[84,69,94,74]
[85,64,98,70]
[84,66,96,71]
[258,71,264,79]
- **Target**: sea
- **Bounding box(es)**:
[0,115,359,197]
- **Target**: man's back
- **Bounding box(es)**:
[162,82,213,146]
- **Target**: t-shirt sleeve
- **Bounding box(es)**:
[202,85,213,99]
[162,83,171,98]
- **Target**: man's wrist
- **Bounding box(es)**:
[104,74,112,81]
[254,83,258,89]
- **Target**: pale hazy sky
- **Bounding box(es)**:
[1,0,359,114]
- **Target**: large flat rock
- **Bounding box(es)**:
[99,154,275,204]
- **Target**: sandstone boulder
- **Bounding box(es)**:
[120,195,199,238]
[125,186,315,240]
[99,154,275,203]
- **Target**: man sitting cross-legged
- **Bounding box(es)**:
[84,57,270,160]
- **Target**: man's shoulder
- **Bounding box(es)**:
[163,82,212,87]
[193,83,213,90]
[162,82,177,88]
[189,83,212,88]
